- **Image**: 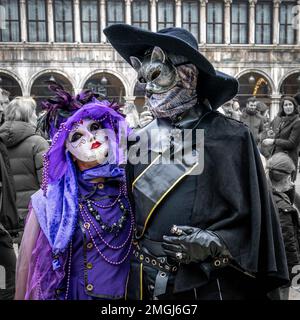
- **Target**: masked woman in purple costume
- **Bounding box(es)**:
[15,85,133,300]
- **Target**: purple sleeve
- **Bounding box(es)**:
[15,207,40,300]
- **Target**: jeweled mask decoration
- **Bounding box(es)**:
[66,118,109,164]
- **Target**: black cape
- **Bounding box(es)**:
[126,106,289,294]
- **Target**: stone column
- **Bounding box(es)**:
[273,0,281,45]
[175,0,182,28]
[125,0,132,25]
[270,93,281,120]
[47,0,55,42]
[297,0,300,45]
[20,0,27,42]
[224,0,232,44]
[73,0,81,43]
[100,0,106,42]
[150,0,157,32]
[199,0,207,44]
[249,0,257,44]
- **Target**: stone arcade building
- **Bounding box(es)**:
[0,0,300,119]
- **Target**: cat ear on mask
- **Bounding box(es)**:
[130,56,142,72]
[151,47,166,63]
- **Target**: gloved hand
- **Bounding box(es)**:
[162,225,231,264]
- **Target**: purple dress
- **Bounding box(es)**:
[58,175,133,300]
[21,172,133,300]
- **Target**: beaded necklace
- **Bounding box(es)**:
[63,183,134,300]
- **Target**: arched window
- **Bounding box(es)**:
[280,72,300,95]
[236,72,272,110]
[0,73,22,99]
[30,72,74,112]
[83,73,126,105]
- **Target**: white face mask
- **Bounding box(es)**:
[66,118,109,164]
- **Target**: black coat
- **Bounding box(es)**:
[272,190,300,281]
[0,140,20,248]
[0,121,49,227]
[272,115,300,178]
[126,104,289,297]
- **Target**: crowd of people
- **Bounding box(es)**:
[0,24,299,301]
[219,94,300,299]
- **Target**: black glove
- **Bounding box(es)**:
[162,225,231,265]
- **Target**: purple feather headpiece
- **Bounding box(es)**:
[38,81,121,139]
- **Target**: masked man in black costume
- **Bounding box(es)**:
[104,25,289,300]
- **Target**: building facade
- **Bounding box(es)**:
[0,0,300,118]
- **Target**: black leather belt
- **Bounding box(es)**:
[133,243,178,274]
[133,241,179,299]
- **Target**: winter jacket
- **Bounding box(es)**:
[272,115,300,179]
[272,190,300,281]
[0,121,49,227]
[240,110,264,144]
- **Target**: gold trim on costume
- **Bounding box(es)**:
[124,273,129,300]
[139,162,199,238]
[132,154,161,191]
[140,263,143,300]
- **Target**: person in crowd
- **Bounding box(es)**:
[267,152,300,300]
[232,98,242,121]
[219,100,240,121]
[0,88,10,126]
[15,87,133,300]
[240,97,264,144]
[0,138,20,300]
[0,97,49,245]
[256,100,269,122]
[262,96,300,182]
[260,121,275,159]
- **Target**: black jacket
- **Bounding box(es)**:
[272,115,300,178]
[0,140,20,248]
[0,121,49,227]
[272,190,300,281]
[126,104,289,295]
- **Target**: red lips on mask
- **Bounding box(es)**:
[91,141,101,149]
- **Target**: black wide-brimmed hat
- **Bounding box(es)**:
[104,24,239,110]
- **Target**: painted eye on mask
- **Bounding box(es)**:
[70,132,83,143]
[90,121,101,132]
[150,69,161,81]
[138,77,146,84]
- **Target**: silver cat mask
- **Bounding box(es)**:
[130,47,199,120]
[130,46,189,95]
